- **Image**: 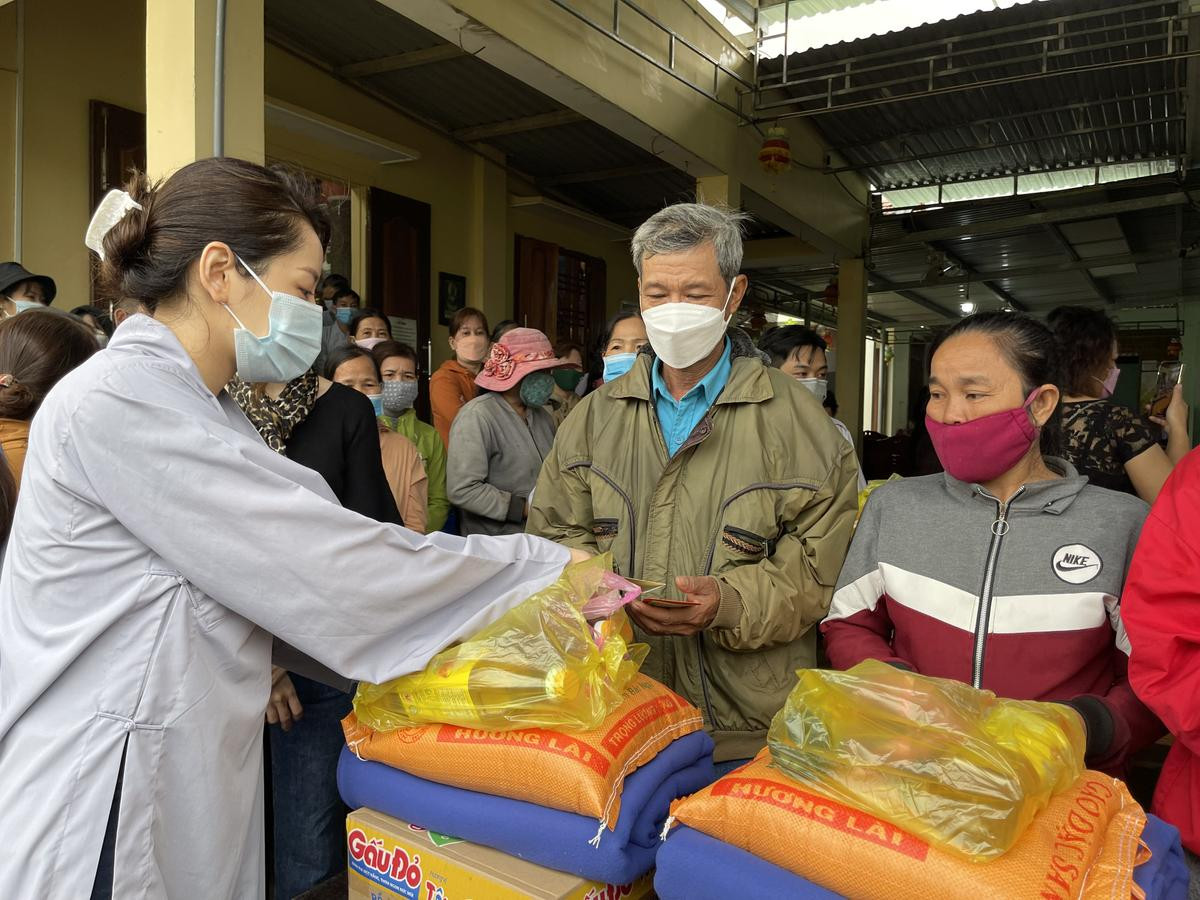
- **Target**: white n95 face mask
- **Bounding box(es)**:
[225,255,323,384]
[641,279,735,369]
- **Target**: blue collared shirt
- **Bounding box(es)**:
[651,338,733,456]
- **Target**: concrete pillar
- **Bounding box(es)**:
[0,2,16,259]
[696,175,741,209]
[836,258,867,450]
[888,336,912,435]
[469,153,509,327]
[350,185,369,297]
[146,0,264,178]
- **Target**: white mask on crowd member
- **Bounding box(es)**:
[797,377,828,401]
[641,279,735,369]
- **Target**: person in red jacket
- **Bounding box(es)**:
[1122,445,1200,878]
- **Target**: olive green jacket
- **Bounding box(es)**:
[528,331,859,760]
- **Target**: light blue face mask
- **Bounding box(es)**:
[3,296,43,317]
[226,256,323,384]
[367,392,384,417]
[602,352,638,382]
[335,306,355,325]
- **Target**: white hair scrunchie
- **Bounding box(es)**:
[85,189,144,261]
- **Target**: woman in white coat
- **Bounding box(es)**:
[0,158,585,899]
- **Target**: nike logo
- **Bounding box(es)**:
[1055,560,1098,572]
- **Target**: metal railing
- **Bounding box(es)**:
[545,0,756,122]
[753,0,1197,119]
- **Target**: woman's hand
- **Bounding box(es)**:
[1165,383,1189,433]
[568,547,594,566]
[266,666,303,731]
[1149,384,1191,465]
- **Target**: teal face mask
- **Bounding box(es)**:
[336,306,355,325]
[519,371,556,408]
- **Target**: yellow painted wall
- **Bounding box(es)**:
[19,0,145,308]
[0,2,15,261]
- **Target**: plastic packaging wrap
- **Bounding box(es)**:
[767,660,1087,860]
[857,473,901,521]
[352,554,648,732]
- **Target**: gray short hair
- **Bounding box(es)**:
[631,203,749,284]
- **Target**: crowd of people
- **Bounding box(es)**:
[0,157,1195,898]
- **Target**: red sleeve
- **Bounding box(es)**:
[822,608,915,671]
[1123,449,1200,754]
[1077,650,1165,773]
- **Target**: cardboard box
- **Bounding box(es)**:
[346,808,654,900]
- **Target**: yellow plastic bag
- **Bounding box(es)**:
[767,660,1087,860]
[857,473,900,523]
[352,554,649,733]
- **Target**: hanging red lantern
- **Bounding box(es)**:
[823,277,839,307]
[758,126,791,175]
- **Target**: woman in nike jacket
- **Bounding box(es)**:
[823,312,1162,774]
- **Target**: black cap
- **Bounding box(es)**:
[0,262,56,304]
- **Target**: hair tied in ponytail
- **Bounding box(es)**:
[85,190,144,261]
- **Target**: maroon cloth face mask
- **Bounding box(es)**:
[926,393,1040,484]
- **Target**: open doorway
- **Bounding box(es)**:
[369,187,431,421]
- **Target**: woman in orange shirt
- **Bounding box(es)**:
[430,307,489,446]
[0,309,97,488]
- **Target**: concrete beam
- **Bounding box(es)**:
[742,187,858,259]
[336,44,463,78]
[867,271,958,319]
[453,109,586,142]
[742,236,825,268]
[929,241,1029,311]
[1042,223,1115,305]
[390,0,867,257]
[876,192,1192,248]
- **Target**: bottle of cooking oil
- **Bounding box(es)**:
[385,657,582,728]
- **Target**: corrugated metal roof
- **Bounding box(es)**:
[485,121,658,177]
[360,56,565,133]
[756,0,1187,192]
[758,0,1053,56]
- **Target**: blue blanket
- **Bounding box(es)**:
[655,814,1189,900]
[655,825,842,899]
[337,729,715,885]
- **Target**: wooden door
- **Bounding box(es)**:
[369,188,431,421]
[515,235,558,338]
[555,250,607,349]
[89,101,146,303]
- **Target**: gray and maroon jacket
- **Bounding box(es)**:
[822,459,1163,773]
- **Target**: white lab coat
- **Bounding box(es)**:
[0,315,569,898]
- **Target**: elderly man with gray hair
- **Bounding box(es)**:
[529,202,860,772]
